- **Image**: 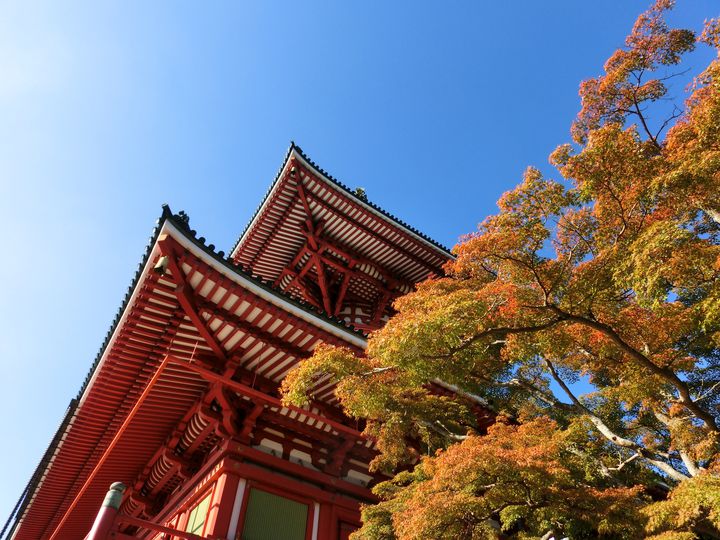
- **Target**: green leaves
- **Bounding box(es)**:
[644,476,720,538]
[357,419,645,540]
[280,2,720,538]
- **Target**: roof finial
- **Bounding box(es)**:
[354,187,367,201]
[177,210,190,227]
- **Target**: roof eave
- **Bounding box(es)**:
[6,205,370,539]
[229,143,455,260]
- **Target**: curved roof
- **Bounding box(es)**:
[231,145,453,306]
[5,206,368,540]
[5,146,456,540]
[230,143,453,261]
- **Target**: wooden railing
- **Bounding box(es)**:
[85,482,222,540]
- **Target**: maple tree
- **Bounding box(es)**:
[283,1,720,538]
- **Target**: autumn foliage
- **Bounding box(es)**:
[282,2,720,538]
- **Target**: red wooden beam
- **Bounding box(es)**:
[158,239,229,363]
[196,299,309,360]
[334,271,353,317]
[311,251,333,315]
[226,444,375,502]
[295,174,336,312]
[293,167,315,226]
[305,227,414,293]
[370,290,393,327]
[295,162,442,274]
[286,219,411,326]
[238,403,264,444]
[245,170,303,268]
[115,514,208,540]
[48,355,173,540]
[280,264,321,305]
[178,245,364,353]
[169,355,364,440]
[325,438,357,476]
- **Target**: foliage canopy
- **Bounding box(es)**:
[283,2,720,538]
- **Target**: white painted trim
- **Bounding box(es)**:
[165,220,367,348]
[227,478,247,539]
[311,502,320,540]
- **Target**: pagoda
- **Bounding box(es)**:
[3,144,453,540]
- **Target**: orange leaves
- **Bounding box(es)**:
[361,419,645,539]
[700,17,720,49]
[289,3,720,538]
[625,1,694,66]
[558,124,658,245]
[572,0,694,145]
[659,32,720,227]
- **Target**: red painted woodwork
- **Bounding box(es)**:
[8,147,458,540]
[115,515,206,540]
[232,148,452,331]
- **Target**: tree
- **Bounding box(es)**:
[282,2,720,538]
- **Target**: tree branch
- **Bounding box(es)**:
[547,305,719,432]
[428,318,565,360]
[544,358,690,482]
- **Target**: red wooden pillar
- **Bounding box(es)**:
[86,482,125,540]
[205,472,241,538]
[318,502,333,540]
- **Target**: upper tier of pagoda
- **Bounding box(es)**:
[231,144,453,332]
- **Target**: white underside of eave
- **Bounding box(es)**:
[230,147,453,261]
[78,219,367,409]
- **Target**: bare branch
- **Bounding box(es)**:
[608,452,642,472]
[544,358,690,482]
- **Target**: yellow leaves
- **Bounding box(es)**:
[644,475,720,537]
[496,167,568,219]
[358,418,646,539]
[618,219,707,308]
[549,143,574,168]
[555,206,597,263]
[644,533,697,540]
[562,124,658,209]
[668,423,719,464]
[280,344,368,408]
[700,18,720,49]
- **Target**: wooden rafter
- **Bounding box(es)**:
[273,184,410,328]
[293,161,441,274]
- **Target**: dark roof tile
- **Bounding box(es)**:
[230,142,453,258]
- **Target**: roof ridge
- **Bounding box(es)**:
[5,203,368,539]
[229,143,453,258]
[165,209,369,338]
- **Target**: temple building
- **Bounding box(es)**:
[3,145,453,540]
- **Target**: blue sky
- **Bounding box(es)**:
[0,0,717,525]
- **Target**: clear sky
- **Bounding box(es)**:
[0,0,717,526]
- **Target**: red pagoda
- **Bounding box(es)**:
[3,145,452,540]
